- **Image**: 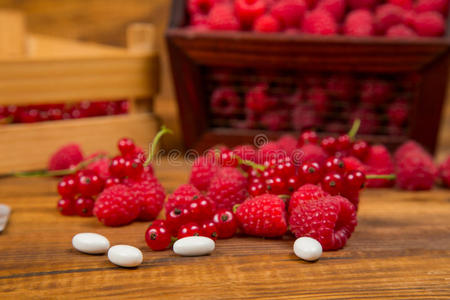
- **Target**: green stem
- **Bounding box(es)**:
[366,174,396,180]
[143,125,173,167]
[348,118,361,140]
[237,157,266,172]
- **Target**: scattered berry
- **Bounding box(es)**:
[48,144,84,171]
[302,9,338,35]
[145,225,171,251]
[212,209,238,238]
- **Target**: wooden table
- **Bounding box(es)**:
[0,160,449,299]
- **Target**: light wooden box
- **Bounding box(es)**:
[0,10,160,173]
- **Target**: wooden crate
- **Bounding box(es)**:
[0,10,160,173]
[166,0,450,154]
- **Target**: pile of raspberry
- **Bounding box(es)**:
[211,73,412,136]
[187,0,448,37]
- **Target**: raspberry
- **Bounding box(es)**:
[343,9,375,37]
[210,87,240,117]
[387,99,409,126]
[375,4,405,34]
[305,0,318,8]
[364,145,395,188]
[299,144,328,164]
[257,141,286,163]
[245,83,276,113]
[270,0,307,29]
[326,74,356,101]
[302,9,338,35]
[190,14,209,27]
[188,0,216,15]
[386,24,417,37]
[351,107,379,135]
[261,110,289,131]
[284,88,303,107]
[388,0,413,9]
[343,156,365,172]
[130,177,165,221]
[415,0,449,15]
[277,134,298,157]
[232,144,257,163]
[254,14,281,32]
[207,167,248,210]
[360,79,392,105]
[165,184,201,212]
[235,0,267,29]
[48,144,84,171]
[236,194,287,237]
[438,156,450,188]
[289,195,357,250]
[413,11,445,37]
[348,0,378,10]
[307,87,329,113]
[291,103,321,131]
[189,156,219,191]
[288,184,328,214]
[93,185,139,226]
[316,0,346,21]
[394,140,424,161]
[85,156,110,180]
[207,4,240,31]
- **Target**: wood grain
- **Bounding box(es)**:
[0,159,449,299]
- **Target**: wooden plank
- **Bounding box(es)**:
[0,113,159,173]
[0,162,449,299]
[0,10,26,57]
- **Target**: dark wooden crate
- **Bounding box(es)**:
[166,0,450,153]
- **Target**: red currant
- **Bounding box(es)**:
[57,198,75,216]
[324,157,346,174]
[104,177,120,188]
[109,156,127,178]
[249,182,265,197]
[201,221,218,241]
[145,225,171,251]
[188,196,216,222]
[287,176,301,193]
[212,209,238,239]
[321,136,337,155]
[57,175,78,198]
[351,140,370,161]
[118,137,136,156]
[124,158,144,179]
[298,130,319,147]
[337,134,351,151]
[150,219,167,228]
[266,176,288,195]
[177,222,201,239]
[78,170,104,197]
[219,150,239,167]
[165,208,189,236]
[322,172,344,195]
[273,159,295,179]
[344,170,366,191]
[247,168,261,180]
[74,196,95,217]
[299,162,322,184]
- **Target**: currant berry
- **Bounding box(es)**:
[218,149,239,167]
[299,162,322,184]
[177,222,201,239]
[118,137,136,156]
[212,209,238,239]
[166,207,189,236]
[201,221,218,241]
[324,157,346,174]
[322,172,344,195]
[287,176,301,193]
[145,225,171,251]
[321,136,337,155]
[273,158,295,179]
[249,182,266,197]
[57,175,78,198]
[336,134,351,151]
[351,140,370,161]
[104,177,120,188]
[78,170,104,197]
[266,176,288,195]
[344,170,366,191]
[74,196,95,217]
[188,196,216,222]
[124,158,144,179]
[150,219,167,228]
[298,130,319,147]
[57,198,75,216]
[109,156,127,178]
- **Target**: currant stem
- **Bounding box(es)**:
[348,118,361,140]
[237,157,266,172]
[366,174,396,180]
[144,125,173,167]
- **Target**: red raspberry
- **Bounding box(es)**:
[386,24,417,37]
[188,0,216,15]
[305,0,318,8]
[189,156,219,191]
[254,14,281,32]
[261,110,289,131]
[360,79,392,105]
[189,14,209,27]
[235,0,267,29]
[343,9,375,37]
[233,144,257,163]
[438,156,450,188]
[343,156,365,172]
[236,194,287,237]
[394,140,423,161]
[129,177,165,221]
[299,144,328,164]
[364,145,395,188]
[375,4,405,34]
[326,74,356,101]
[245,83,276,113]
[302,9,338,35]
[207,4,240,31]
[270,0,307,29]
[415,0,449,15]
[207,168,248,210]
[277,134,298,157]
[85,156,110,180]
[210,87,240,117]
[165,184,201,212]
[289,195,357,250]
[413,11,445,37]
[288,184,328,214]
[257,141,286,163]
[291,103,321,131]
[388,0,413,9]
[348,0,378,9]
[93,185,139,226]
[48,144,84,171]
[307,87,329,113]
[316,0,346,21]
[387,99,409,126]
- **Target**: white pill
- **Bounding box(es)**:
[173,236,215,257]
[293,237,322,261]
[108,245,143,267]
[72,233,110,254]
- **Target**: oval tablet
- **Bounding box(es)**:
[173,236,215,257]
[72,233,110,254]
[108,245,143,267]
[293,237,322,262]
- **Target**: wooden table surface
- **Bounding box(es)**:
[0,160,449,299]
